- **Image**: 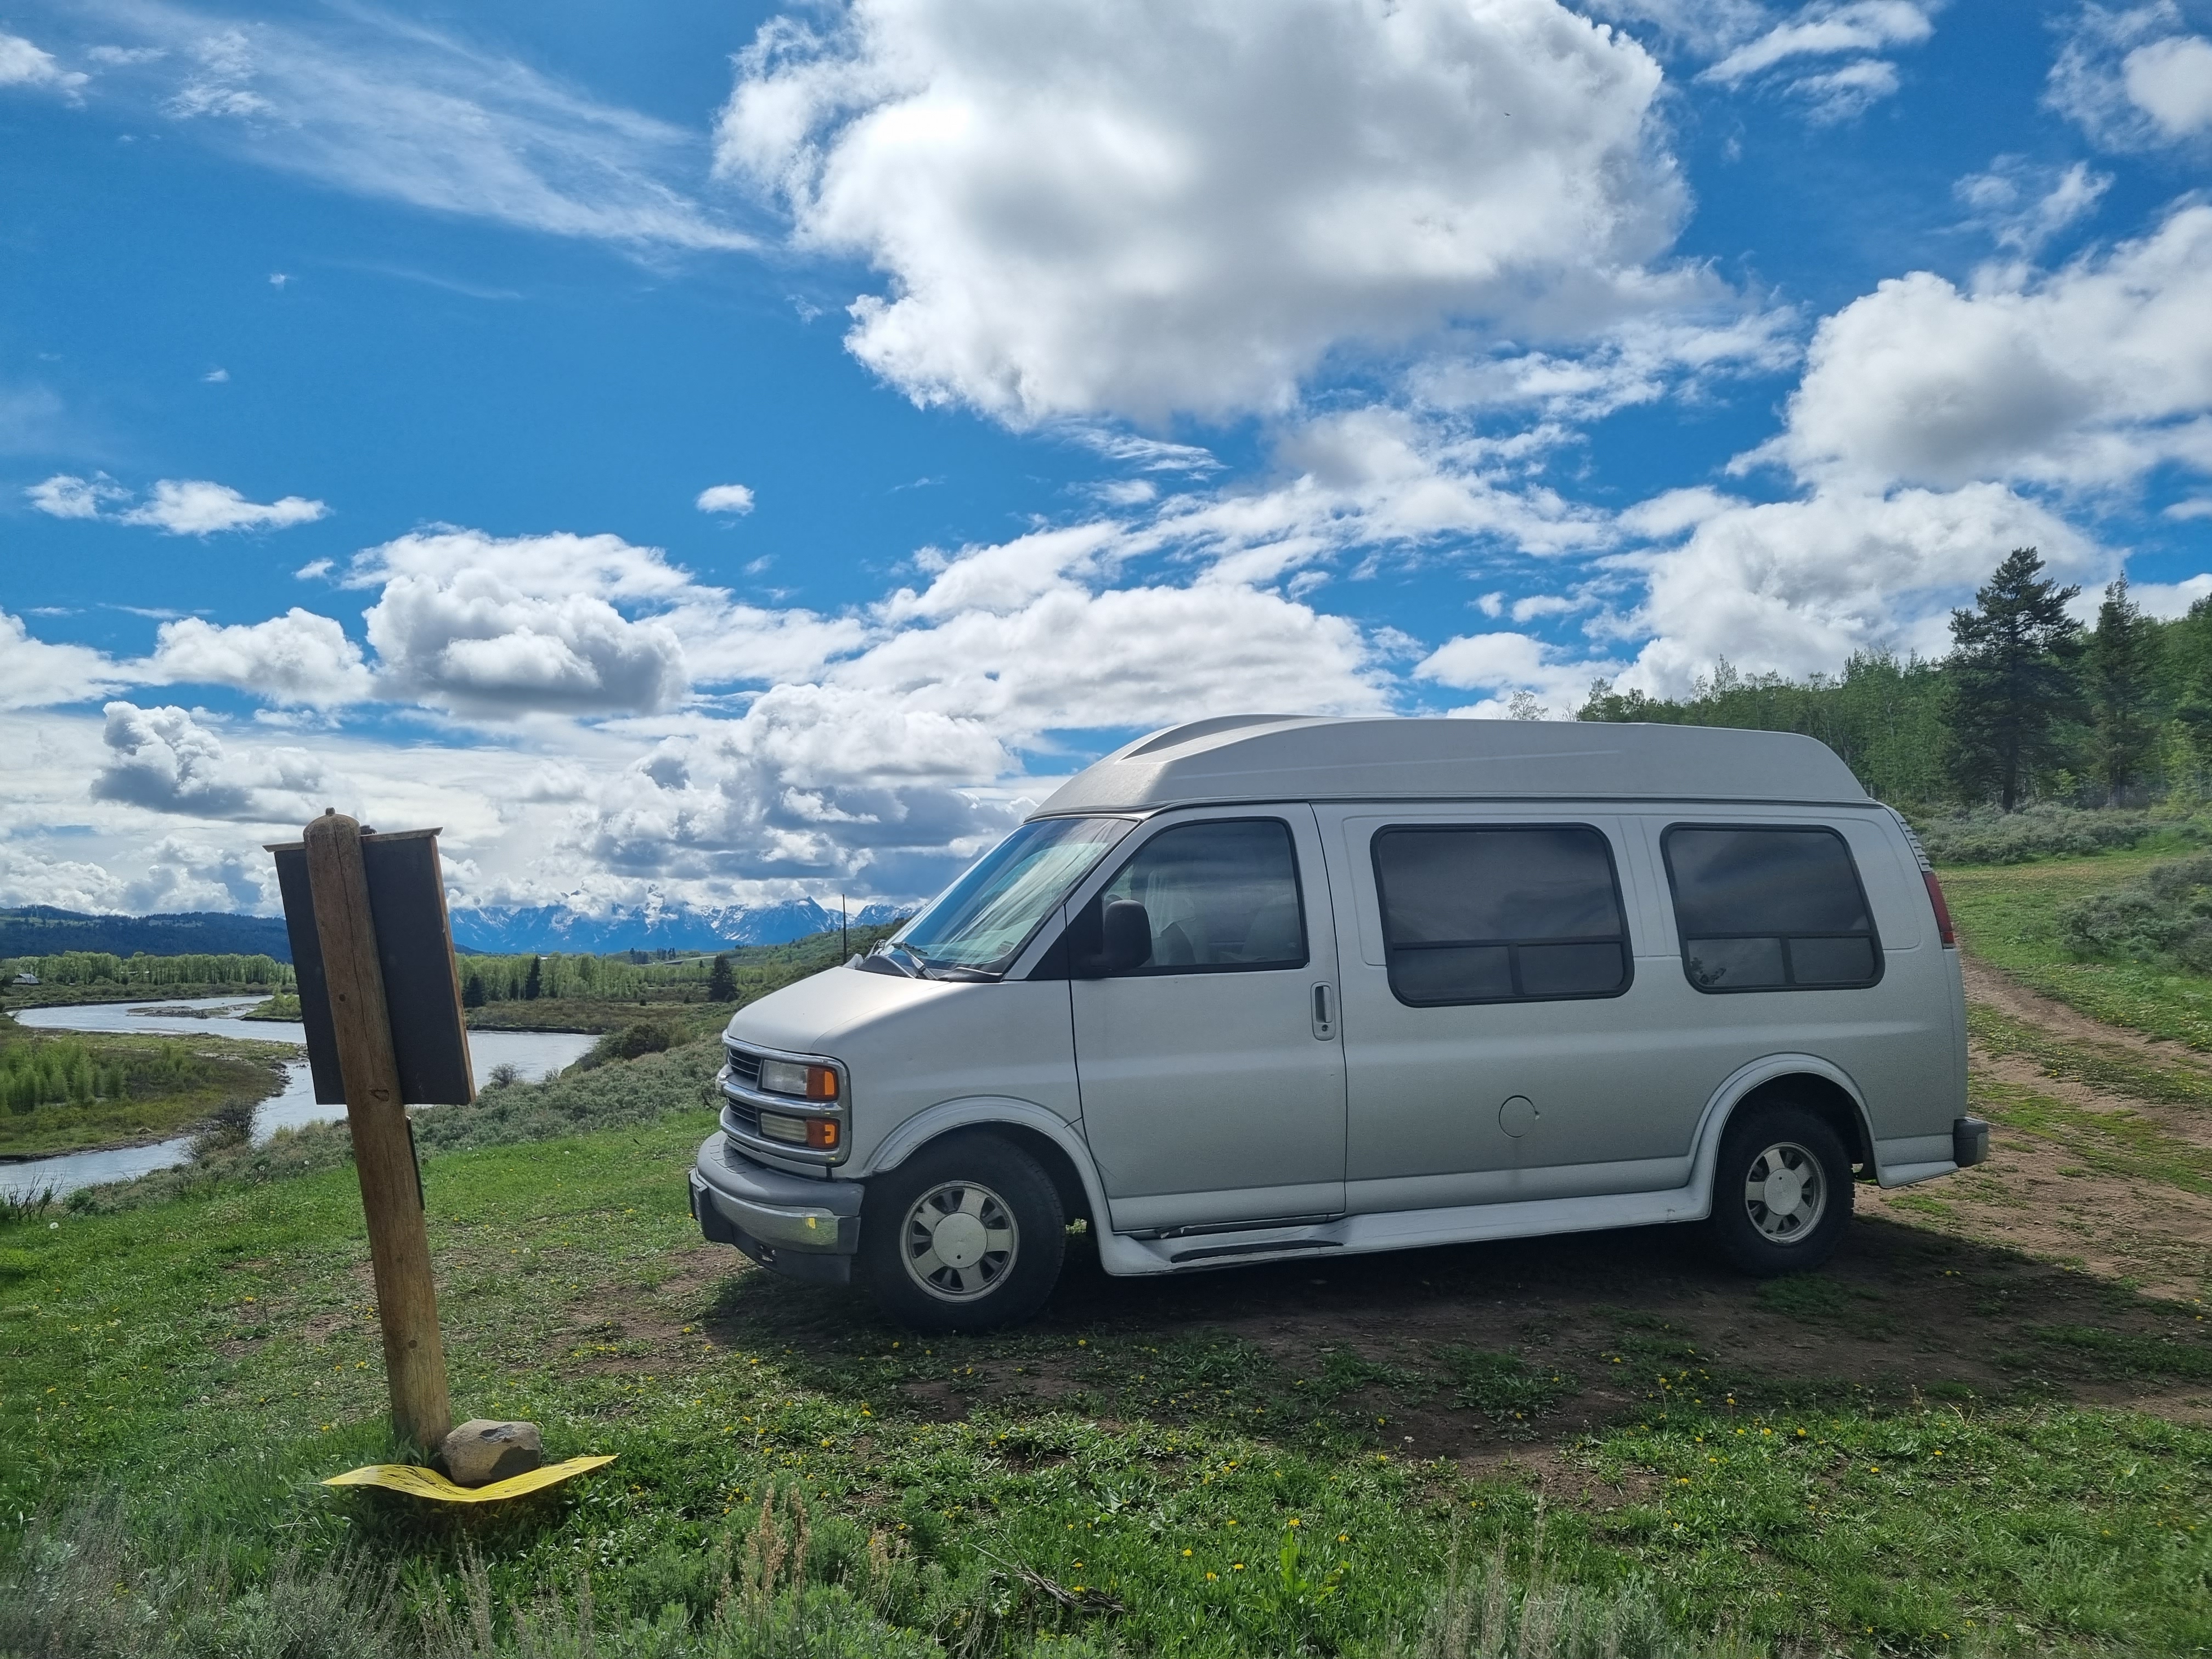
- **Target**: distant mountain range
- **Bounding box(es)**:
[0,900,911,964]
[449,899,910,956]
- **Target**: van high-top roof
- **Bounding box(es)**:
[1034,715,1871,816]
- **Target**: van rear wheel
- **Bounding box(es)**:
[861,1133,1065,1331]
[1705,1102,1852,1276]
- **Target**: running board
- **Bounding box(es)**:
[1093,1183,1717,1278]
[1168,1237,1343,1264]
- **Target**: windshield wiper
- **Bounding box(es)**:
[862,941,996,982]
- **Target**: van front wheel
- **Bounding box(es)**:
[1705,1103,1852,1276]
[861,1133,1065,1331]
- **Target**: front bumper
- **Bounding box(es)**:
[691,1133,864,1285]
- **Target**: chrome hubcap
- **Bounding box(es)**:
[1743,1140,1826,1243]
[901,1181,1018,1301]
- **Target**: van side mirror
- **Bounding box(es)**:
[1073,899,1153,977]
[1101,900,1153,973]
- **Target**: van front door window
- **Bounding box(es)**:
[1097,819,1308,972]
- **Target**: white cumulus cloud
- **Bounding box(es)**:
[143,608,374,707]
[1414,628,1620,717]
[718,0,1686,423]
[0,29,86,92]
[346,528,862,716]
[90,701,331,822]
[25,473,128,520]
[353,532,693,717]
[696,483,757,514]
[2049,3,2212,149]
[1614,482,2099,693]
[119,478,329,535]
[1751,202,2212,493]
[0,610,120,710]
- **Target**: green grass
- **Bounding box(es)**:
[8,1101,2212,1657]
[1944,848,2212,1048]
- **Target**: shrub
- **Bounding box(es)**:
[1914,803,2212,866]
[575,1022,676,1073]
[2058,854,2212,971]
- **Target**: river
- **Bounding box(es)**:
[2,997,598,1199]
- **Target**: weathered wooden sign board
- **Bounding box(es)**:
[270,827,475,1106]
[266,812,471,1453]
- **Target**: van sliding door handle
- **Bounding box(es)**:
[1310,982,1336,1040]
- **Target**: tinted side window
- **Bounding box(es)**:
[1097,818,1307,973]
[1372,826,1630,1006]
[1663,826,1882,992]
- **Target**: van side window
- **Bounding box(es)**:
[1096,818,1307,973]
[1663,826,1882,992]
[1370,826,1630,1006]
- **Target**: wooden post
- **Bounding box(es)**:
[303,809,452,1454]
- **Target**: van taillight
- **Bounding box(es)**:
[1922,870,1956,947]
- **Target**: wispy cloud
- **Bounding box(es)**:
[27,472,328,533]
[0,27,87,93]
[66,0,754,252]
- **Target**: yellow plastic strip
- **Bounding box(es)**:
[321,1454,616,1504]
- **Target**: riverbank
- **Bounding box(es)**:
[1,999,595,1197]
[1,979,289,1012]
[0,1012,293,1160]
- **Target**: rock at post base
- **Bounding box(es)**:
[441,1419,543,1487]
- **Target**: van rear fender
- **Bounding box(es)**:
[1687,1056,1879,1216]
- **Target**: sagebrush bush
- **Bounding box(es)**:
[2058,854,2212,971]
[1915,803,2212,866]
[573,1020,678,1072]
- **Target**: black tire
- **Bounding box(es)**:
[860,1132,1066,1331]
[1704,1102,1853,1276]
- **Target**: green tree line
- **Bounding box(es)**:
[0,952,294,989]
[459,950,727,1007]
[1579,549,2212,811]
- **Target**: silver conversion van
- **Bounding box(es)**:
[690,716,1982,1330]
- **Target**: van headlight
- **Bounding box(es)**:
[757,1058,839,1100]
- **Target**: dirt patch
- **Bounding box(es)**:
[1962,954,2212,1073]
[1864,1113,2212,1302]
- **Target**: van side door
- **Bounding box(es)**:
[1063,806,1347,1233]
[1316,807,1700,1211]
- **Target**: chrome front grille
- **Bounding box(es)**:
[720,1040,763,1138]
[723,1042,761,1090]
[719,1038,846,1164]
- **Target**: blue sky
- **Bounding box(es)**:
[2,0,2209,920]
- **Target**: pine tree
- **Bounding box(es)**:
[523,956,542,1001]
[461,973,486,1009]
[2085,576,2160,804]
[708,953,738,1003]
[1944,548,2084,810]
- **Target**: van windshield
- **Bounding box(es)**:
[886,817,1133,978]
